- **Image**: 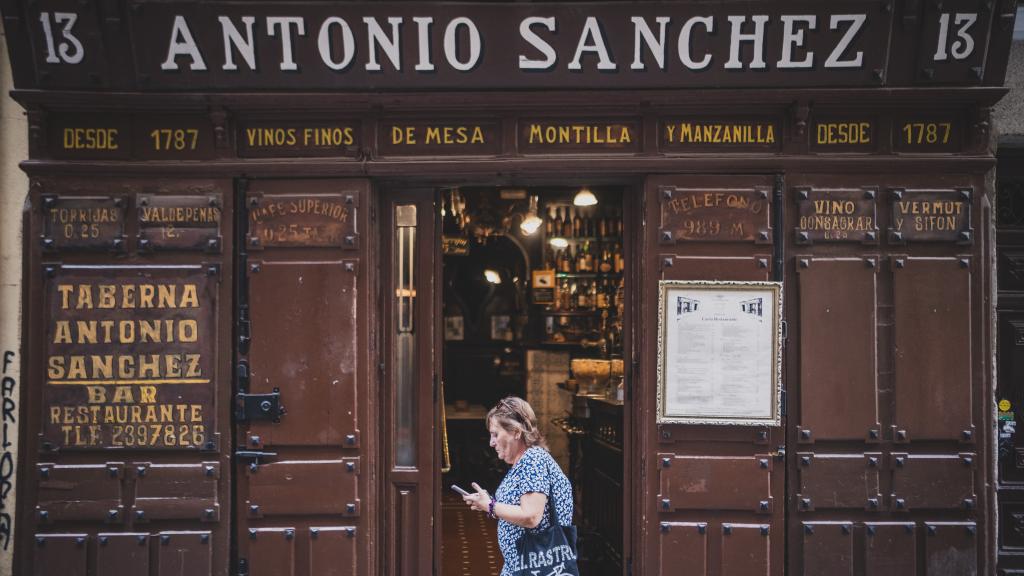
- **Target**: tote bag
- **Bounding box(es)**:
[513,496,580,576]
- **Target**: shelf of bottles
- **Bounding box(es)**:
[538,201,624,353]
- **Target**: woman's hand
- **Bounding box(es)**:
[463,482,492,513]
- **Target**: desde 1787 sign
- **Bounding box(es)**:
[42,265,216,450]
[25,2,999,91]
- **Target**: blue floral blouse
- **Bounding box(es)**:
[493,446,574,576]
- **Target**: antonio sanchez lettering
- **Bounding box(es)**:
[44,272,214,450]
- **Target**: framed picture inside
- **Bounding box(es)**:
[657,280,783,426]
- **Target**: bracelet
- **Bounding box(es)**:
[488,499,496,519]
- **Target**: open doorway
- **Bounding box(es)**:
[439,186,626,576]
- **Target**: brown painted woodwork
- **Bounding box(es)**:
[801,522,854,576]
[892,256,973,441]
[95,533,150,576]
[642,174,785,576]
[864,523,917,575]
[924,522,978,576]
[658,522,708,574]
[20,175,235,576]
[155,531,213,576]
[9,3,1008,570]
[890,453,976,511]
[235,178,372,576]
[796,453,882,511]
[33,534,88,576]
[797,258,879,441]
[380,188,438,576]
[131,461,220,521]
[720,524,771,576]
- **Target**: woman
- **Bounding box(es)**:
[463,396,574,575]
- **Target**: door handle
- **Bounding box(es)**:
[235,450,277,472]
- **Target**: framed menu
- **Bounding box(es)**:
[657,281,783,426]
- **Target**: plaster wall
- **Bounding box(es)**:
[0,21,28,576]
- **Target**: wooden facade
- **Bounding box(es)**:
[2,1,1018,574]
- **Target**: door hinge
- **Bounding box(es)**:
[238,319,251,354]
[237,558,249,576]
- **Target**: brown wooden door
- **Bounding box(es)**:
[380,189,438,576]
[234,179,374,576]
[639,174,785,576]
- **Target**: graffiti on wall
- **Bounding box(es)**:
[0,350,15,551]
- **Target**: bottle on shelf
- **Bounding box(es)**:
[562,207,573,237]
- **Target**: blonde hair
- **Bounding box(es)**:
[486,396,548,450]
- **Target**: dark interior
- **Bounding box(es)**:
[440,186,625,576]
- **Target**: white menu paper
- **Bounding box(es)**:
[658,281,781,425]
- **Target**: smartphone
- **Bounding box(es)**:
[451,484,471,497]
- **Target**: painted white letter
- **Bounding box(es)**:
[318,17,355,71]
[413,17,434,71]
[569,17,617,71]
[444,17,481,71]
[161,15,207,71]
[519,17,557,70]
[364,16,403,71]
[267,17,306,71]
[219,16,256,71]
[825,14,866,68]
[678,16,714,70]
[724,15,768,70]
[631,16,669,70]
[778,15,816,69]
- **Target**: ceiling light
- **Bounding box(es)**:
[573,187,598,206]
[549,237,569,249]
[484,269,502,284]
[519,195,543,235]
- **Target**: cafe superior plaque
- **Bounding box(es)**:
[657,281,782,426]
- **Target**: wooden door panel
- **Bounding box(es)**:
[309,527,359,576]
[801,522,854,576]
[865,523,917,575]
[659,522,708,575]
[247,459,359,517]
[247,259,359,447]
[96,533,149,576]
[155,532,212,576]
[248,528,296,576]
[36,462,124,523]
[797,453,881,511]
[131,461,219,521]
[720,524,771,576]
[236,179,372,576]
[891,453,976,511]
[658,453,773,512]
[924,523,978,576]
[643,175,784,576]
[892,257,973,442]
[797,258,880,442]
[33,534,88,576]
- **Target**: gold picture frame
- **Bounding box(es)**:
[656,280,783,426]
